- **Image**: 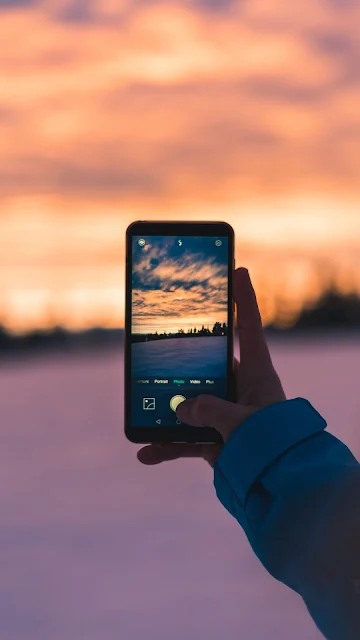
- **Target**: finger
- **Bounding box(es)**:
[137,443,220,466]
[233,268,272,367]
[176,394,254,441]
[234,356,240,374]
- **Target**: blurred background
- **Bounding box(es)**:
[1,1,359,639]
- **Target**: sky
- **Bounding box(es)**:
[131,236,228,333]
[0,0,360,332]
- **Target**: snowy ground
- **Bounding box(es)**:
[1,337,360,640]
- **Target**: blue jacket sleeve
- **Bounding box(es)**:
[214,398,360,640]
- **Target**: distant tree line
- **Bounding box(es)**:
[0,327,123,358]
[266,289,360,333]
[132,321,228,343]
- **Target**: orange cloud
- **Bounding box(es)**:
[0,0,359,331]
[1,0,359,201]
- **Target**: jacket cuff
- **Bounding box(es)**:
[214,398,327,504]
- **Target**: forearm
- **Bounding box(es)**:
[214,399,360,639]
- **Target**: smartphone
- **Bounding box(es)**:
[124,221,235,444]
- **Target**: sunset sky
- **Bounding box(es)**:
[131,236,228,333]
[1,0,360,333]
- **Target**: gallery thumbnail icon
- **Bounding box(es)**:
[143,397,156,410]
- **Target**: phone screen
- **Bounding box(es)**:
[130,235,230,427]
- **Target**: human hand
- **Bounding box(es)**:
[137,267,286,467]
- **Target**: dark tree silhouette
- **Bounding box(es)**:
[212,322,222,336]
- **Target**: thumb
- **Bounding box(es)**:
[176,395,255,442]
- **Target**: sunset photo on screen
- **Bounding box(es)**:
[131,236,229,377]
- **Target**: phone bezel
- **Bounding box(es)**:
[124,220,235,444]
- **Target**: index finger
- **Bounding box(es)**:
[233,268,272,367]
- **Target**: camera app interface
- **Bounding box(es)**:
[131,235,229,427]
